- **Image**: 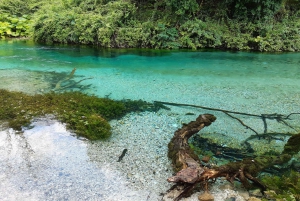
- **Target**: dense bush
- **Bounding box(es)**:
[0,0,40,15]
[178,18,300,51]
[179,19,223,49]
[32,0,138,45]
[0,13,32,38]
[1,0,300,52]
[225,0,283,21]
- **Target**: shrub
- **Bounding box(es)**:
[179,19,223,49]
[0,13,32,38]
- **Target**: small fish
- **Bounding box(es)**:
[117,149,128,162]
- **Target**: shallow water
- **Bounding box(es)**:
[0,117,153,201]
[1,39,300,200]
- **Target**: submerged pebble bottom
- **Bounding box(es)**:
[0,117,152,201]
[0,114,249,201]
[88,112,176,199]
[88,111,249,201]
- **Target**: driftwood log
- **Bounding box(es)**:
[164,114,300,201]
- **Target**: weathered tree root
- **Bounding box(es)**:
[164,114,300,201]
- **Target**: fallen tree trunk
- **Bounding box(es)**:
[164,114,300,201]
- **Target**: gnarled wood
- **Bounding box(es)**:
[168,114,216,172]
[165,113,300,201]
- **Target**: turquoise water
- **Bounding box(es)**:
[1,39,300,139]
[2,39,300,79]
[1,39,300,112]
[1,39,300,200]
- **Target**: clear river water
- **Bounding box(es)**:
[0,39,300,201]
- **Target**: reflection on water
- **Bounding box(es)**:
[0,117,151,201]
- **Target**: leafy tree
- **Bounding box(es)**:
[223,0,283,21]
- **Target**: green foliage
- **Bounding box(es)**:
[1,0,300,52]
[261,170,300,200]
[0,0,40,15]
[151,23,181,49]
[71,0,108,10]
[114,26,149,48]
[178,18,300,51]
[164,0,199,17]
[32,0,137,45]
[284,0,300,13]
[0,13,32,38]
[260,23,300,51]
[179,19,223,49]
[226,0,283,21]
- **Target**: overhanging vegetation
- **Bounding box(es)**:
[0,0,300,51]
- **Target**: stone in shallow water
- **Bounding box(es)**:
[248,197,261,201]
[198,191,214,201]
[249,189,263,197]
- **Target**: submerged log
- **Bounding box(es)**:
[165,114,300,201]
[168,114,216,172]
[165,114,216,201]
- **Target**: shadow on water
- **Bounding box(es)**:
[0,68,92,94]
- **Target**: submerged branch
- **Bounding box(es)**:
[155,101,299,139]
[164,114,300,200]
[154,101,261,117]
[223,111,259,135]
[54,77,93,91]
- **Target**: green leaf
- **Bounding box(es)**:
[10,18,19,24]
[6,29,12,35]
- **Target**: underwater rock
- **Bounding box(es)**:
[249,189,263,197]
[248,197,261,201]
[198,191,214,201]
[224,197,236,201]
[202,156,210,163]
[263,190,277,199]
